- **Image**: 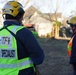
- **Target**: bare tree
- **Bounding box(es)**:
[23,0,31,8]
[32,0,70,38]
[48,0,71,38]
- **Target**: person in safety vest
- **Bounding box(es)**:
[67,16,76,75]
[0,1,45,75]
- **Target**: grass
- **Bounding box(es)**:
[32,31,38,37]
[36,37,73,75]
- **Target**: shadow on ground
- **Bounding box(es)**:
[37,37,73,75]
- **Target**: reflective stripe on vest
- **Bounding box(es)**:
[0,57,33,68]
[67,35,75,56]
[0,26,35,75]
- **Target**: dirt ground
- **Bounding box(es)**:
[36,37,73,75]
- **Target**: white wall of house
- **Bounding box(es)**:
[26,12,53,37]
[35,22,53,37]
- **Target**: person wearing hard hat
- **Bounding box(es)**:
[67,16,76,75]
[0,1,45,75]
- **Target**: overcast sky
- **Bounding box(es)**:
[0,0,76,17]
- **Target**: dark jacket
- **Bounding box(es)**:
[70,34,76,64]
[3,20,45,75]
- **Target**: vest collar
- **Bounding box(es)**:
[3,20,23,27]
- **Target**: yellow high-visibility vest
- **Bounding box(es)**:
[0,25,35,75]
